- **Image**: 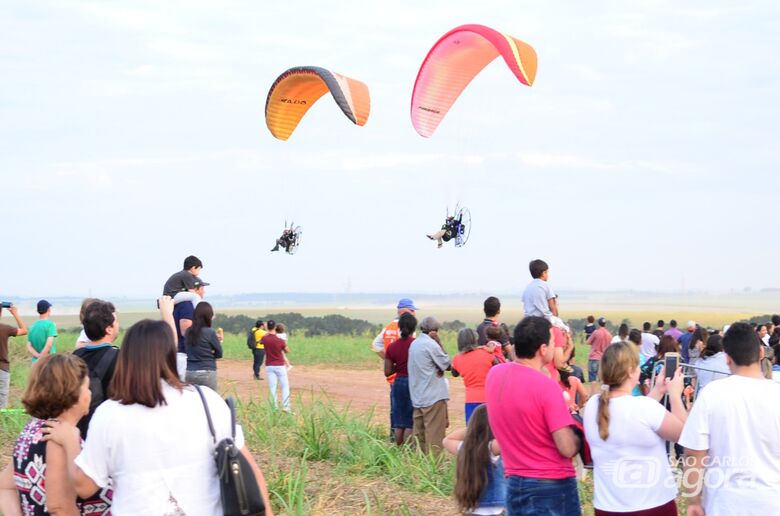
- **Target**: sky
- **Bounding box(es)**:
[2,0,780,299]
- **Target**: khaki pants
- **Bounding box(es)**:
[413,399,449,454]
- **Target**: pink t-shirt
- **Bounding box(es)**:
[485,362,576,479]
[587,327,612,360]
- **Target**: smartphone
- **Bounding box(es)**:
[1,301,12,308]
[156,299,160,309]
[664,352,680,379]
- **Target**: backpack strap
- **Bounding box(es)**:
[93,347,118,382]
[226,397,237,439]
[194,385,217,445]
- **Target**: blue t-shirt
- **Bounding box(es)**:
[173,301,195,353]
[678,332,694,362]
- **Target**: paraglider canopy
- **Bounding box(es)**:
[265,66,370,140]
[411,24,537,138]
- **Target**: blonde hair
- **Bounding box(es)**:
[597,342,639,440]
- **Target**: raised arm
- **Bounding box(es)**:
[9,306,27,337]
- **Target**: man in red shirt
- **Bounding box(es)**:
[485,316,580,516]
[261,320,292,412]
[586,317,612,382]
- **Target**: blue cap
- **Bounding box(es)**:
[37,300,52,314]
[396,298,418,311]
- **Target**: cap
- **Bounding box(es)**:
[396,298,418,311]
[193,278,210,288]
[687,320,697,330]
[36,300,52,314]
[597,317,607,325]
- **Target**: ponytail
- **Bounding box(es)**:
[597,387,611,440]
[596,341,640,441]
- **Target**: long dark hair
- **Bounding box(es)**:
[186,302,214,345]
[398,312,417,339]
[110,319,183,408]
[454,404,493,513]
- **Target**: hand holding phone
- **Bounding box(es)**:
[664,352,680,379]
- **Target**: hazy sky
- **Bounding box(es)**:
[2,1,779,299]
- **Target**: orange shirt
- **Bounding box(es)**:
[381,320,400,384]
[452,348,495,403]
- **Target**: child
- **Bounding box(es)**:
[162,255,204,306]
[584,315,596,340]
[275,323,293,371]
[558,367,588,413]
[442,404,505,515]
[485,325,507,363]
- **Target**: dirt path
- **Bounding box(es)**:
[218,360,467,425]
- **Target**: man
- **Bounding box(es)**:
[678,320,697,362]
[640,321,660,361]
[664,319,683,341]
[27,299,57,362]
[251,320,267,380]
[653,319,665,339]
[73,300,120,438]
[522,259,569,332]
[407,316,450,454]
[426,214,462,248]
[476,296,512,359]
[173,279,209,380]
[271,228,295,252]
[0,303,27,408]
[586,317,612,382]
[372,298,417,435]
[680,322,780,516]
[486,316,580,515]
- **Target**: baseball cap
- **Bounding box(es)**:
[193,278,210,288]
[597,316,607,325]
[37,300,52,314]
[397,298,418,311]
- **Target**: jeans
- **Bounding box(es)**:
[588,359,600,382]
[186,370,218,391]
[0,369,9,408]
[252,348,265,378]
[266,365,290,410]
[506,476,580,516]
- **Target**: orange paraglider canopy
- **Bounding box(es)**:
[265,66,370,141]
[411,24,537,138]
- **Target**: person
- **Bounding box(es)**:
[485,325,507,364]
[39,297,273,515]
[558,366,588,413]
[680,322,780,516]
[384,313,417,445]
[583,341,687,516]
[664,319,683,341]
[0,354,111,516]
[185,301,223,391]
[443,405,505,515]
[772,343,780,382]
[251,320,267,380]
[654,320,665,339]
[162,255,204,306]
[640,321,660,361]
[408,316,451,454]
[427,213,462,248]
[486,316,580,516]
[586,317,612,382]
[640,335,679,392]
[584,315,596,340]
[521,259,569,332]
[72,300,120,439]
[75,298,99,349]
[271,228,295,252]
[173,279,209,381]
[678,321,697,362]
[756,323,769,345]
[372,298,418,435]
[692,334,730,391]
[261,320,292,412]
[611,323,629,344]
[27,300,57,362]
[475,296,511,359]
[686,326,708,363]
[451,328,497,423]
[0,302,27,408]
[275,323,294,370]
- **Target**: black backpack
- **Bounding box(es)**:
[246,329,256,350]
[75,346,119,438]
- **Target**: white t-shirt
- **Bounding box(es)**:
[583,394,677,512]
[77,328,91,345]
[679,375,780,516]
[76,382,245,516]
[610,335,624,344]
[640,332,660,359]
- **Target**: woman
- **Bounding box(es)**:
[693,335,730,390]
[584,342,687,516]
[757,324,769,345]
[687,327,708,363]
[640,335,679,391]
[185,301,223,391]
[558,366,588,413]
[451,328,497,423]
[384,313,417,445]
[611,323,629,344]
[0,354,111,516]
[42,297,272,515]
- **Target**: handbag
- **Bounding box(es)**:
[194,386,266,516]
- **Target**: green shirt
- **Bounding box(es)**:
[28,319,57,361]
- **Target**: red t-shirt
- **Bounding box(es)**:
[452,348,495,403]
[587,327,612,360]
[485,362,576,479]
[544,327,567,379]
[261,333,287,366]
[385,336,414,377]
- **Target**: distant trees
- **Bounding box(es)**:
[212,312,382,336]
